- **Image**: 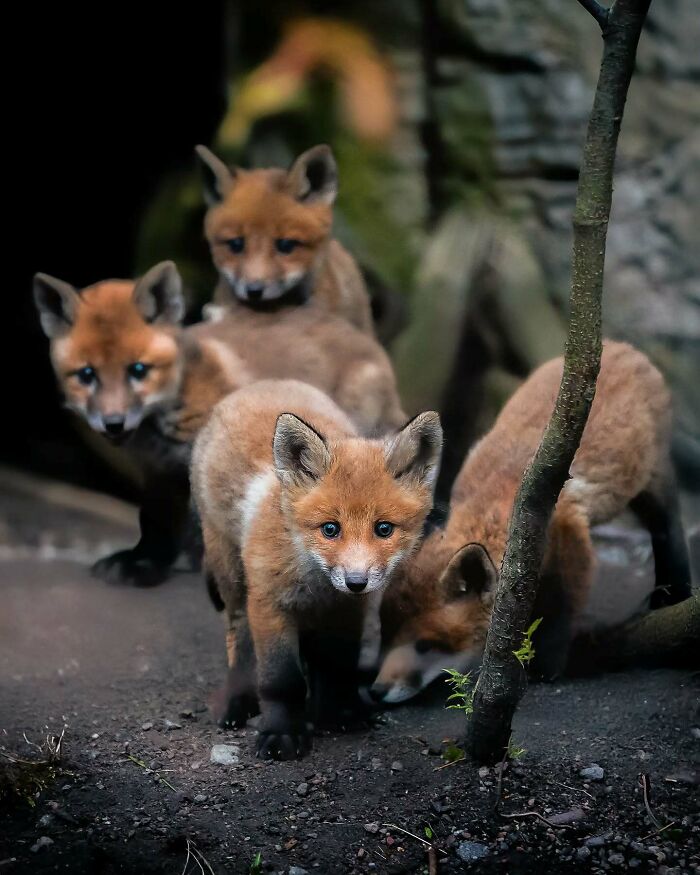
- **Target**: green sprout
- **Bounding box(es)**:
[424,825,434,840]
[441,742,466,764]
[443,668,475,714]
[507,738,526,760]
[249,852,262,875]
[513,617,543,666]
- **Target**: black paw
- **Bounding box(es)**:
[218,693,259,729]
[91,550,170,587]
[255,723,312,760]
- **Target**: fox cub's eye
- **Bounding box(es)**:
[127,362,151,381]
[227,237,245,254]
[76,366,96,386]
[275,238,300,255]
[321,521,341,539]
[374,521,394,538]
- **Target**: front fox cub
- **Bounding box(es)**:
[196,144,374,334]
[34,262,405,586]
[372,341,691,703]
[191,380,442,759]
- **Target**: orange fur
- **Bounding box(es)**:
[199,145,374,333]
[191,380,441,757]
[375,341,678,700]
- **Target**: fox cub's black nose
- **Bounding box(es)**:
[245,282,265,302]
[346,572,369,593]
[104,415,126,437]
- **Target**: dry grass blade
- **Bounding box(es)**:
[499,810,576,831]
[182,839,216,875]
[124,753,177,792]
[382,824,447,855]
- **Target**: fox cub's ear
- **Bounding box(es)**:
[195,145,236,205]
[287,145,338,206]
[273,414,332,488]
[440,543,498,604]
[132,261,184,325]
[384,412,442,492]
[33,273,79,338]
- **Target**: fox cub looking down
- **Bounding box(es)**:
[34,262,405,586]
[196,144,374,334]
[191,380,442,759]
[372,341,691,704]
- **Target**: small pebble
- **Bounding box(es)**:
[164,720,182,731]
[193,794,207,804]
[37,814,52,827]
[585,835,607,848]
[579,764,605,781]
[141,722,153,731]
[478,766,490,779]
[608,852,625,866]
[577,847,591,861]
[456,841,489,862]
[289,867,309,875]
[364,822,380,834]
[30,837,54,853]
[296,782,309,797]
[390,761,403,772]
[210,744,240,766]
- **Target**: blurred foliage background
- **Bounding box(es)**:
[134,0,699,497]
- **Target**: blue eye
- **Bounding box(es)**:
[76,366,96,386]
[374,521,394,538]
[321,522,341,539]
[227,237,245,254]
[128,362,150,380]
[275,238,300,254]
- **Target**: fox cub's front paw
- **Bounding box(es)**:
[217,692,259,729]
[91,549,170,587]
[255,718,312,761]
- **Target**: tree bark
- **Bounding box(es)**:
[465,0,653,764]
[567,593,700,675]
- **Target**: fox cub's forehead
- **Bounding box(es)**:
[55,282,177,367]
[211,170,332,238]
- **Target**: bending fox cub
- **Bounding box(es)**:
[196,144,374,334]
[373,341,691,703]
[191,380,441,759]
[34,262,405,586]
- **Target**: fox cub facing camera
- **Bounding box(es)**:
[191,380,442,759]
[372,341,691,704]
[196,144,374,334]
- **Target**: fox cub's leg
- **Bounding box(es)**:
[92,469,190,587]
[247,592,310,760]
[630,478,691,609]
[217,610,259,728]
[305,601,369,727]
[531,510,595,680]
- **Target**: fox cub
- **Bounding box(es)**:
[372,341,691,703]
[196,144,374,334]
[191,380,442,759]
[34,262,405,586]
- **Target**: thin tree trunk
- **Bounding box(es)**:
[465,0,653,764]
[567,593,700,675]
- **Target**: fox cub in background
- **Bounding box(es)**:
[34,262,405,586]
[196,144,374,334]
[372,341,691,704]
[191,380,442,759]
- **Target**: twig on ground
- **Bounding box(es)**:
[124,753,177,792]
[182,839,216,875]
[640,820,679,842]
[428,845,438,875]
[433,756,465,771]
[493,745,509,811]
[383,824,448,855]
[551,780,595,801]
[639,773,662,829]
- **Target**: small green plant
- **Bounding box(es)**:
[424,825,434,840]
[441,742,465,764]
[249,852,262,875]
[507,738,526,760]
[443,668,475,714]
[513,617,543,666]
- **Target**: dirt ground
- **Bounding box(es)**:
[1,473,698,874]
